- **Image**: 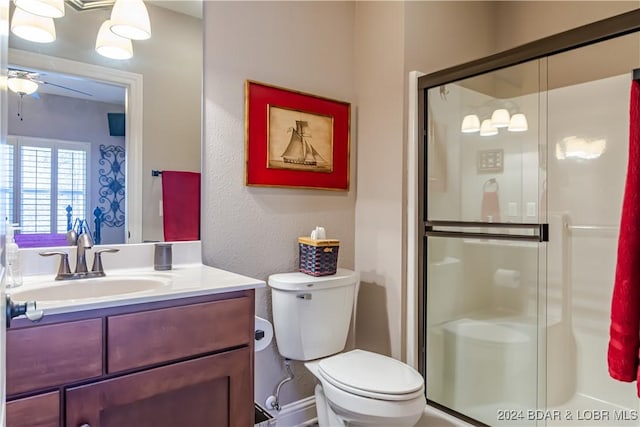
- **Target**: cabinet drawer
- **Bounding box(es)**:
[6,391,60,427]
[107,296,252,372]
[7,319,103,395]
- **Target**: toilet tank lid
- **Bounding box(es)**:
[268,268,358,291]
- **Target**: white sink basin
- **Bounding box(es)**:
[10,277,170,302]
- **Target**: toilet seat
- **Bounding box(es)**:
[317,349,425,401]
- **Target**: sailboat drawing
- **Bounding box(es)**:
[281,120,325,166]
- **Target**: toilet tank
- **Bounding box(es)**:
[269,269,358,361]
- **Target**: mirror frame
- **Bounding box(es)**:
[8,48,143,243]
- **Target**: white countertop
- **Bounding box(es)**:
[8,263,265,316]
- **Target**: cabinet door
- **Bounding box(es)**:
[6,391,60,427]
[66,347,252,427]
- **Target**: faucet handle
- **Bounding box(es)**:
[91,248,120,275]
[39,251,71,278]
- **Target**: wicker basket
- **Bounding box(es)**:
[298,237,340,276]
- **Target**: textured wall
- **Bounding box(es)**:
[202,1,356,409]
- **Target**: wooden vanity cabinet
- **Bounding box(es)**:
[6,392,60,427]
[66,348,252,427]
[5,290,255,427]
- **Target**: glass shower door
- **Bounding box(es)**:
[424,59,548,426]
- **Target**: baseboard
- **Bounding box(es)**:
[275,396,317,427]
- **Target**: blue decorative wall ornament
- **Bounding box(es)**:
[98,144,125,228]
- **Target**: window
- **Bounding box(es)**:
[1,144,14,225]
[8,136,90,234]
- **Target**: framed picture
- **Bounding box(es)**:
[245,80,350,190]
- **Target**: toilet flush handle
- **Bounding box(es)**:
[296,293,312,300]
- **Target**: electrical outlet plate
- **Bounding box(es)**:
[526,202,537,217]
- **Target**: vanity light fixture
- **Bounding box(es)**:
[10,7,56,43]
[490,108,510,128]
[96,19,133,60]
[479,119,498,137]
[508,113,528,132]
[109,0,151,40]
[13,0,65,18]
[461,114,481,133]
[460,105,528,135]
[7,76,38,95]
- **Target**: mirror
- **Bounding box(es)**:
[6,0,202,245]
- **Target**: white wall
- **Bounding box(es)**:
[202,0,356,409]
[547,73,639,411]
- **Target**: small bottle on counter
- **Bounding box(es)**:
[6,222,23,288]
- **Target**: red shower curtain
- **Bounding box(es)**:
[608,79,640,397]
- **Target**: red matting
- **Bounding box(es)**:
[245,80,350,190]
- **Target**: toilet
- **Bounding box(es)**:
[269,268,426,427]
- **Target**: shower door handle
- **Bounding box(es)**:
[425,221,549,242]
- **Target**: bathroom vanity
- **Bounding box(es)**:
[5,244,264,427]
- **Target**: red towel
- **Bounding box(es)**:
[162,171,201,241]
[608,80,640,397]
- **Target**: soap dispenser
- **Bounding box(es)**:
[6,222,23,288]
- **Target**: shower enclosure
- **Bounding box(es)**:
[418,11,640,426]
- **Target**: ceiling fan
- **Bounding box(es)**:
[8,68,93,97]
[8,67,94,121]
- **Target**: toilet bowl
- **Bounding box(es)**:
[268,269,426,427]
[306,349,426,427]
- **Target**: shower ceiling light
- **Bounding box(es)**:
[14,0,65,18]
[10,7,56,43]
[479,119,498,137]
[490,109,511,128]
[110,0,151,40]
[461,114,480,133]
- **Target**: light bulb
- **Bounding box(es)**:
[461,114,480,133]
[490,109,510,128]
[7,77,38,95]
[508,113,528,132]
[96,20,133,60]
[11,7,56,43]
[479,119,498,137]
[110,0,151,40]
[14,0,64,18]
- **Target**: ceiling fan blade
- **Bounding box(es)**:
[42,81,93,97]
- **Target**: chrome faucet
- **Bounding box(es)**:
[40,220,119,280]
[75,230,93,273]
